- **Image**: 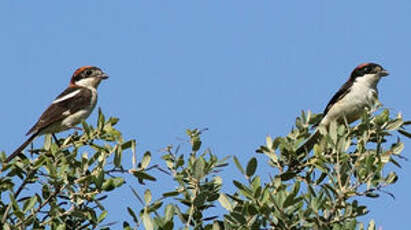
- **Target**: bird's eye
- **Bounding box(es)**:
[85,70,93,76]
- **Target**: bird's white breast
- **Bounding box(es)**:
[44,88,98,134]
[321,73,380,126]
[61,88,98,128]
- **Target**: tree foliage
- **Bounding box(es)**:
[0,108,409,229]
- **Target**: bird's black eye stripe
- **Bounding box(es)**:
[362,64,380,74]
[350,63,383,79]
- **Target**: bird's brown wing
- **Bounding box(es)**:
[26,86,92,135]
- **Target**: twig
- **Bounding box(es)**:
[1,170,34,223]
[1,203,12,224]
[146,164,170,175]
[185,180,199,229]
[14,170,34,198]
[15,184,66,228]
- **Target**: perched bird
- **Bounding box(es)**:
[7,66,108,162]
[296,63,389,154]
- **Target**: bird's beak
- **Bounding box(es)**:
[98,73,109,79]
[380,69,389,77]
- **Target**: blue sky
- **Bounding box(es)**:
[1,1,410,229]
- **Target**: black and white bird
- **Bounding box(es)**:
[296,63,389,154]
[7,66,108,162]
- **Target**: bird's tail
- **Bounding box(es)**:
[296,129,321,154]
[6,133,38,163]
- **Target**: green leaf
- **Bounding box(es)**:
[98,108,105,130]
[329,121,338,144]
[164,204,175,222]
[367,219,376,230]
[194,192,207,206]
[144,189,152,204]
[374,109,389,125]
[274,176,282,188]
[44,134,52,150]
[398,129,411,138]
[233,180,253,198]
[141,151,151,169]
[95,169,104,189]
[23,196,37,213]
[131,140,136,169]
[385,119,403,131]
[248,205,258,216]
[315,173,327,185]
[232,180,246,190]
[310,197,321,212]
[213,221,221,230]
[280,171,297,181]
[114,145,122,168]
[218,193,233,212]
[33,155,47,169]
[147,201,163,212]
[42,185,50,198]
[266,136,273,148]
[127,207,138,224]
[101,179,114,191]
[365,193,379,198]
[214,176,223,187]
[121,140,134,150]
[251,176,261,191]
[193,157,205,180]
[46,159,57,178]
[231,212,246,224]
[56,224,66,230]
[390,158,402,168]
[82,120,91,134]
[108,117,119,126]
[386,172,398,184]
[192,137,202,152]
[142,211,154,230]
[132,171,156,181]
[163,221,174,230]
[123,221,132,230]
[102,177,124,191]
[264,150,279,165]
[162,191,180,197]
[246,157,257,178]
[9,194,23,219]
[392,142,404,155]
[283,181,300,208]
[97,210,108,223]
[233,156,245,175]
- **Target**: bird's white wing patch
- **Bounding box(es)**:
[52,90,81,104]
[62,110,71,116]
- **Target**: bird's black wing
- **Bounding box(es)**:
[322,79,354,117]
[297,78,355,154]
[26,86,92,135]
